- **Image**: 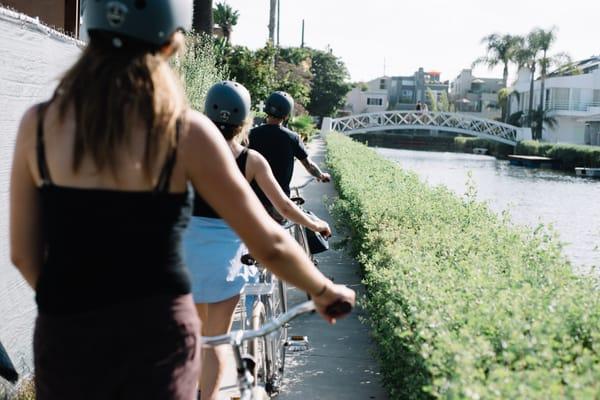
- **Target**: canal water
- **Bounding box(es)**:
[376,147,600,272]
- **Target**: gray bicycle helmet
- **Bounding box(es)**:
[265,91,294,119]
[84,0,193,47]
[204,81,251,127]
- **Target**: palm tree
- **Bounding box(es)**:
[193,0,214,34]
[268,0,277,43]
[213,2,239,43]
[534,27,557,117]
[472,34,520,122]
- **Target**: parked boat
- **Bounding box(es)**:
[575,167,600,178]
[508,155,559,169]
[472,147,488,155]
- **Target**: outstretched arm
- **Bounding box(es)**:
[10,106,45,289]
[300,157,331,182]
[250,151,331,236]
[182,112,350,322]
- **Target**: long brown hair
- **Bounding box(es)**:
[54,33,187,180]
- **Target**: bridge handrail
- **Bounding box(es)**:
[328,111,529,145]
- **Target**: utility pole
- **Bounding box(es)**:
[301,19,305,48]
[276,0,281,47]
[268,0,276,43]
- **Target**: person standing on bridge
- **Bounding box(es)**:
[249,92,331,220]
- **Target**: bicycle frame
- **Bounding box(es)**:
[203,301,317,400]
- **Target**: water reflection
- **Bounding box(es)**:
[377,148,600,271]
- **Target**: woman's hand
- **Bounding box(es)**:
[312,219,332,238]
[311,282,356,324]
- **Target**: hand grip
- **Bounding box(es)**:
[325,300,352,318]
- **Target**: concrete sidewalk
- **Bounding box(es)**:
[218,136,387,399]
[277,137,387,399]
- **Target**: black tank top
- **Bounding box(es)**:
[35,103,192,315]
[192,148,249,218]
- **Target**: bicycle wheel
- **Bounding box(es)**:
[248,300,268,390]
[263,276,287,395]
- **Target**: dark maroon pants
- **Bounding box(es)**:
[34,294,200,400]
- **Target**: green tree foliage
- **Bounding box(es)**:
[425,88,439,112]
[213,2,239,43]
[172,33,228,112]
[306,49,352,117]
[438,90,451,112]
[224,44,277,109]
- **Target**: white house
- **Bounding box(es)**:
[344,77,389,114]
[509,56,600,144]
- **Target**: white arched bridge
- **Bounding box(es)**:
[321,111,532,145]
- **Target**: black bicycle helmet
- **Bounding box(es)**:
[84,0,193,47]
[204,81,252,127]
[265,91,294,119]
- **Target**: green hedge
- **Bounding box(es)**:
[454,137,514,158]
[516,140,600,169]
[326,133,600,399]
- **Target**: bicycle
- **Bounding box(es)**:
[239,255,287,396]
[203,300,352,400]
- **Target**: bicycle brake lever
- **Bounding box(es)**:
[325,300,352,318]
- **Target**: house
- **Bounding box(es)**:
[450,69,504,119]
[344,68,449,115]
[3,0,80,37]
[509,56,600,144]
[344,78,389,114]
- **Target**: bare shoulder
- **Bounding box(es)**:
[246,148,269,169]
[15,104,42,150]
[181,109,219,143]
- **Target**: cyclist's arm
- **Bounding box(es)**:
[10,106,44,289]
[248,150,330,236]
[181,111,339,307]
[300,157,331,182]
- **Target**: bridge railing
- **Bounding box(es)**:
[324,111,531,145]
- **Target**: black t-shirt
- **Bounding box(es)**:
[249,124,308,205]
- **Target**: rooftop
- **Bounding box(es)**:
[548,55,600,77]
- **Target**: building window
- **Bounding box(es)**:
[367,98,383,106]
[380,79,386,90]
[402,80,414,86]
[401,90,413,97]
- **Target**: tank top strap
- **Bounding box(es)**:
[236,147,249,176]
[36,102,53,186]
[155,119,182,194]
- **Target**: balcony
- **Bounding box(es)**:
[546,101,600,113]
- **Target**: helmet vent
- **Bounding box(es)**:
[134,0,147,9]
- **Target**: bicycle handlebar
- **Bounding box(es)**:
[202,300,352,347]
[290,177,315,192]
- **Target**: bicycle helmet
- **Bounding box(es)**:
[84,0,193,47]
[204,81,252,127]
[265,91,294,119]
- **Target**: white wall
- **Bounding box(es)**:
[543,117,587,144]
[0,7,81,381]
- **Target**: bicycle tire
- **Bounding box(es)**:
[263,276,287,395]
[248,300,268,389]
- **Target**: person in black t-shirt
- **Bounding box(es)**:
[249,91,330,212]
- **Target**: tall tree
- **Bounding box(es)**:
[525,30,541,134]
[193,0,214,34]
[535,27,556,115]
[213,2,239,43]
[306,48,351,117]
[472,33,520,121]
[268,0,277,43]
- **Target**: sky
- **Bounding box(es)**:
[223,0,600,83]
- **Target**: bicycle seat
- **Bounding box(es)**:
[291,196,305,205]
[241,254,256,266]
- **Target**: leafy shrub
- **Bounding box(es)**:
[287,115,317,142]
[516,141,600,169]
[326,133,600,399]
[172,33,228,112]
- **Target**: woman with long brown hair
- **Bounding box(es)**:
[9,1,354,399]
